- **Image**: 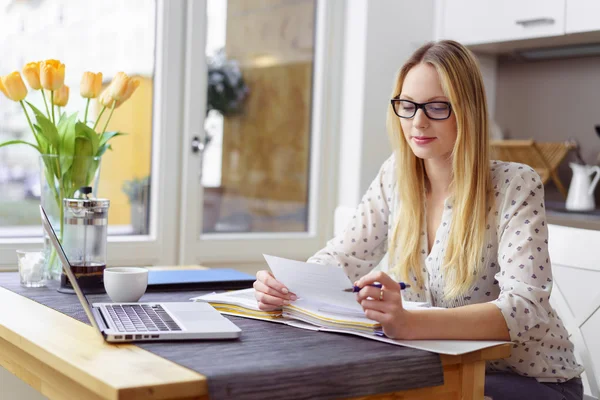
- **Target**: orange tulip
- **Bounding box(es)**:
[115,79,140,108]
[109,72,140,106]
[22,61,42,90]
[99,86,115,108]
[80,71,103,98]
[0,72,28,101]
[40,59,65,91]
[53,85,69,107]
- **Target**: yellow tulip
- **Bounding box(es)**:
[115,79,140,108]
[80,71,103,98]
[99,86,115,108]
[109,72,140,105]
[0,78,8,99]
[22,61,42,90]
[53,85,69,107]
[40,59,65,91]
[0,72,28,101]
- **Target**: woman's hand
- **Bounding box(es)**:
[355,271,411,339]
[254,270,297,311]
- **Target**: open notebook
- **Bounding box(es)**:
[192,288,432,335]
[191,255,509,355]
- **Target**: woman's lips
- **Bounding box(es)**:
[412,136,436,145]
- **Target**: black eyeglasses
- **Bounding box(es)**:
[390,98,453,120]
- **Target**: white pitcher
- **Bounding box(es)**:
[566,163,600,211]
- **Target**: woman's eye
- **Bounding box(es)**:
[428,104,448,111]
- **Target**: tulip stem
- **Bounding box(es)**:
[41,90,51,120]
[93,105,107,131]
[101,101,116,135]
[84,98,90,126]
[50,91,56,124]
[20,100,37,138]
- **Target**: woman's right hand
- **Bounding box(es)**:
[254,270,297,311]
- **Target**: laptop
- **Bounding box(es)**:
[40,206,242,343]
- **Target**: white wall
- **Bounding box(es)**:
[337,0,435,208]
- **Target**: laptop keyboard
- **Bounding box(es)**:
[105,304,182,332]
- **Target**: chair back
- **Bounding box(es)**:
[548,224,600,399]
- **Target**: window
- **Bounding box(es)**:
[0,0,155,237]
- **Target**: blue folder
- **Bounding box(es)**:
[147,269,255,291]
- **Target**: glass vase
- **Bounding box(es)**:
[39,154,102,286]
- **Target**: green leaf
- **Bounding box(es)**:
[86,159,101,187]
[33,125,50,154]
[98,131,125,149]
[70,137,94,189]
[0,140,40,152]
[26,101,59,151]
[96,143,110,157]
[58,113,79,173]
[75,121,99,157]
[57,112,68,130]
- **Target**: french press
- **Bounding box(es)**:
[58,187,110,294]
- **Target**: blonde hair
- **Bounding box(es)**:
[387,40,492,299]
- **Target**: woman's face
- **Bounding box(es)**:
[398,63,457,161]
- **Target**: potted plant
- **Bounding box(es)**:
[0,60,140,279]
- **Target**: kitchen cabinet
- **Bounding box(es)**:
[565,0,600,34]
[437,0,566,45]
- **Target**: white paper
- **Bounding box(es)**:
[192,286,508,355]
[191,289,263,311]
[263,254,363,312]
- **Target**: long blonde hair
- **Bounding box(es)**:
[387,40,492,299]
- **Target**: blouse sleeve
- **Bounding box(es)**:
[491,166,555,344]
[307,155,395,280]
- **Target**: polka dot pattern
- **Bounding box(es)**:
[308,156,583,382]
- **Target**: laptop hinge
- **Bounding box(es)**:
[92,307,110,331]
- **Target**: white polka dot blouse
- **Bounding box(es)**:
[308,155,584,382]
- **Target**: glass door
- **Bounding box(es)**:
[178,0,343,267]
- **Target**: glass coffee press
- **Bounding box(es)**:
[58,187,110,294]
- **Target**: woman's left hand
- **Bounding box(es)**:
[355,271,411,339]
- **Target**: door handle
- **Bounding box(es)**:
[515,17,555,27]
[191,135,211,154]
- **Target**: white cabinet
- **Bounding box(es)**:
[437,0,566,45]
[566,0,600,34]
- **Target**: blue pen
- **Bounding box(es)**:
[343,282,410,292]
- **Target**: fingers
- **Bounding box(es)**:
[355,286,400,303]
[256,270,292,296]
[359,298,389,312]
[254,270,296,311]
[255,291,291,310]
[355,270,399,290]
[363,308,386,323]
[253,280,297,301]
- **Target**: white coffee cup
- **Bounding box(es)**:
[104,267,148,303]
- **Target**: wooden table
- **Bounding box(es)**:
[0,270,510,400]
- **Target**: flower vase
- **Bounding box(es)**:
[39,154,102,286]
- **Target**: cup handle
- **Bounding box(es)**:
[589,166,600,196]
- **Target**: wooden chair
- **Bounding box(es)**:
[548,224,600,400]
[490,140,576,198]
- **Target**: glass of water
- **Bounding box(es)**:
[17,250,47,288]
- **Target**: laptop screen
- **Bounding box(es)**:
[39,205,103,335]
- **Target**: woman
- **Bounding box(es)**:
[253,40,583,400]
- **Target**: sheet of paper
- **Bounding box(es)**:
[191,289,263,311]
[317,326,509,355]
[263,254,363,311]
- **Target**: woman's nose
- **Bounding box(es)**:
[413,108,429,129]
